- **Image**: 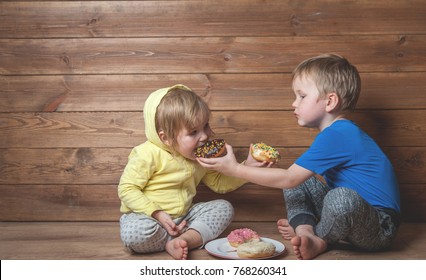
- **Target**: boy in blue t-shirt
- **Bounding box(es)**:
[197,54,401,259]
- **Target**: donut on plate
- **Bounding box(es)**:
[237,240,276,259]
[227,228,260,247]
[251,142,280,163]
[194,139,226,158]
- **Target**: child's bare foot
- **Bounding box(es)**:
[291,231,327,260]
[166,238,188,260]
[277,219,296,240]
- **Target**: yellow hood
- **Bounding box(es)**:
[143,84,193,151]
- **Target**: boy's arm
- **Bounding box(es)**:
[197,144,314,189]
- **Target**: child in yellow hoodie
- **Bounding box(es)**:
[118,84,266,259]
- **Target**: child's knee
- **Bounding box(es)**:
[218,199,233,209]
[121,226,168,253]
[120,218,168,253]
[323,187,364,214]
[216,199,234,217]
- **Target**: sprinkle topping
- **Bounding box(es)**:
[194,139,225,158]
[253,142,280,160]
[227,228,261,245]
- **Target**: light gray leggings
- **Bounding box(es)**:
[119,199,234,253]
[284,176,400,251]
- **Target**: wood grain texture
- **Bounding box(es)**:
[0,110,425,148]
[1,36,425,75]
[1,73,425,112]
[1,222,425,259]
[0,147,425,185]
[1,1,425,38]
[0,183,423,222]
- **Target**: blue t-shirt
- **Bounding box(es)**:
[295,120,400,212]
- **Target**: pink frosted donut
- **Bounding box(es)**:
[227,228,260,247]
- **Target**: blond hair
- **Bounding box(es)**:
[292,54,361,112]
[155,88,212,149]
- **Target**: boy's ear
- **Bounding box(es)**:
[325,92,340,112]
[158,130,171,146]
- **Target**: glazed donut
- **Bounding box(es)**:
[251,142,280,163]
[194,139,226,158]
[227,228,260,247]
[237,241,276,259]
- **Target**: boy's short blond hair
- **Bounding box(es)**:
[155,87,211,148]
[292,54,361,112]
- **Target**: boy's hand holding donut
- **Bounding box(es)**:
[250,142,280,164]
[245,144,274,167]
[196,143,273,176]
[196,143,240,176]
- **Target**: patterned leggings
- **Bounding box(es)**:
[119,199,234,253]
[284,176,400,251]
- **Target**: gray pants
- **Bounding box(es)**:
[284,176,400,251]
[119,199,234,253]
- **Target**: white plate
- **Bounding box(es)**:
[205,237,285,260]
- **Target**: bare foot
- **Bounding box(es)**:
[277,219,296,240]
[166,238,188,260]
[291,233,327,260]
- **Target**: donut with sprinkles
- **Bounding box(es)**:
[194,139,226,158]
[251,142,280,163]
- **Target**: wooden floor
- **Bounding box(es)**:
[1,222,425,260]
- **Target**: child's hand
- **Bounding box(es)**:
[245,144,274,168]
[196,143,239,176]
[152,210,187,237]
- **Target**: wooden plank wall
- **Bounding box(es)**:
[0,0,425,223]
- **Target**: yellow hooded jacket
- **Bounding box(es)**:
[118,85,247,218]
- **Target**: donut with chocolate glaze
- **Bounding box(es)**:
[194,139,226,158]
